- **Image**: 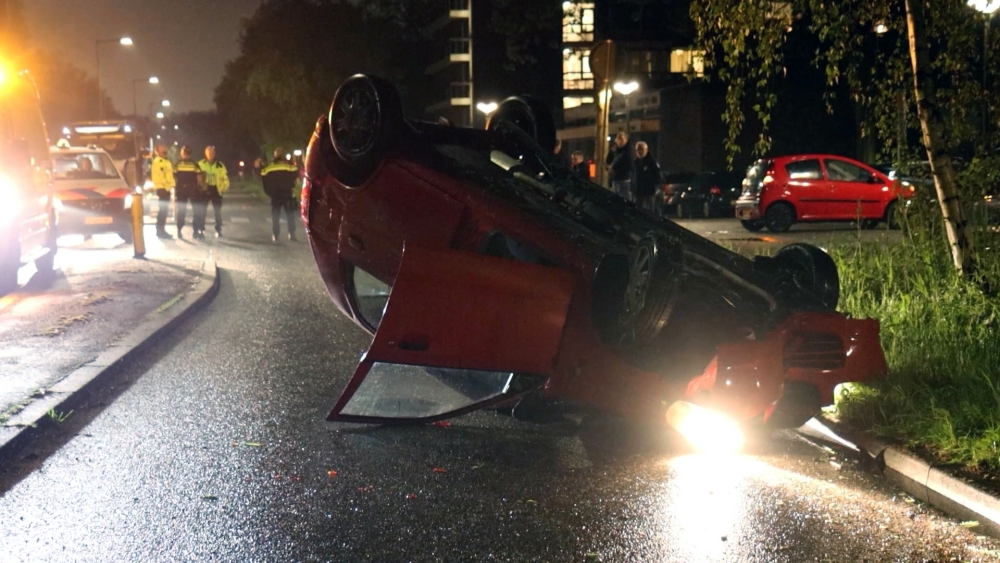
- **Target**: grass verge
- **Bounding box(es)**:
[832,202,1000,473]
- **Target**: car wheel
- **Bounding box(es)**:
[860,219,880,230]
[773,243,839,311]
[764,202,795,233]
[486,96,558,154]
[740,219,765,232]
[766,381,821,429]
[328,74,403,187]
[0,234,18,296]
[118,227,134,244]
[35,221,57,276]
[884,200,901,229]
[702,201,711,219]
[615,232,682,344]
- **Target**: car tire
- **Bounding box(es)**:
[860,219,880,230]
[764,202,795,232]
[773,243,839,311]
[118,228,134,244]
[35,220,57,276]
[327,74,403,187]
[740,219,765,232]
[702,201,712,219]
[486,96,558,154]
[614,232,682,344]
[884,200,901,229]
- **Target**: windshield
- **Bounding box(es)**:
[52,151,121,180]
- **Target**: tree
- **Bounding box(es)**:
[691,0,987,278]
[214,0,390,157]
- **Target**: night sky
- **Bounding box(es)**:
[24,0,263,115]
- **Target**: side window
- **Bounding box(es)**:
[351,266,391,330]
[825,159,870,182]
[784,159,822,180]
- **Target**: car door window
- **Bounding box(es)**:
[825,159,870,182]
[784,159,822,180]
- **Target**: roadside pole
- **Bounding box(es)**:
[131,190,145,259]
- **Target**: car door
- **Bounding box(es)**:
[329,245,577,424]
[782,158,825,218]
[823,158,883,219]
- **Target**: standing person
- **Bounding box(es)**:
[606,132,632,200]
[198,146,230,238]
[570,150,589,179]
[631,141,661,212]
[173,146,204,240]
[553,138,571,169]
[261,148,300,242]
[150,144,175,239]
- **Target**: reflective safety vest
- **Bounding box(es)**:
[198,159,230,193]
[151,155,175,189]
[174,158,203,193]
[261,158,299,199]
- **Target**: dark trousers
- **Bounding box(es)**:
[175,189,193,233]
[156,189,171,233]
[270,197,298,237]
[207,186,223,233]
[192,193,209,233]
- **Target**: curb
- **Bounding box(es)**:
[811,415,1000,538]
[0,258,220,463]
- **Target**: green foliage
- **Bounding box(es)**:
[214,0,390,156]
[691,0,995,165]
[834,208,1000,470]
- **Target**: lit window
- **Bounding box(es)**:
[562,2,595,43]
[670,49,705,77]
[563,96,595,109]
[563,48,594,90]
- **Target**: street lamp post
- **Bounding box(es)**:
[131,76,159,118]
[613,81,639,134]
[95,36,133,119]
[969,1,1000,141]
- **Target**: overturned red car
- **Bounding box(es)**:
[301,74,887,438]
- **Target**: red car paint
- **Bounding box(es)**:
[303,103,887,428]
[735,154,914,232]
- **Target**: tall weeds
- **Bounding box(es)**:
[833,199,1000,470]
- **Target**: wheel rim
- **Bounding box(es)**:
[622,245,652,319]
[332,83,379,158]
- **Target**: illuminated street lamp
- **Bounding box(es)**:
[95,36,133,118]
[155,111,164,119]
[161,99,170,107]
[476,101,498,115]
[131,75,159,118]
[613,81,639,133]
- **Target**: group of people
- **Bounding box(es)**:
[150,144,230,240]
[606,131,661,211]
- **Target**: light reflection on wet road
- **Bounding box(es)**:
[0,198,997,562]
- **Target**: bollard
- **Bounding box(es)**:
[131,189,145,259]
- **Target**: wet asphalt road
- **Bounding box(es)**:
[0,198,998,562]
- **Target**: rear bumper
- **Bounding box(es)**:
[735,197,761,220]
[684,311,887,423]
[58,202,131,235]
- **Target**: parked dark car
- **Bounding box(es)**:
[301,74,888,441]
[672,171,744,219]
[659,171,695,216]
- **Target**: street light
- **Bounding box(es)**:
[95,36,133,118]
[476,101,498,115]
[161,99,170,107]
[131,76,159,118]
[155,112,164,119]
[613,81,639,134]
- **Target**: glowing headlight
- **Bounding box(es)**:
[123,194,133,209]
[0,176,21,224]
[666,401,745,454]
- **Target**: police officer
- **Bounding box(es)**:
[150,144,175,238]
[173,146,204,240]
[198,146,230,237]
[261,148,300,242]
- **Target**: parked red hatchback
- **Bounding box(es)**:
[734,155,913,232]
